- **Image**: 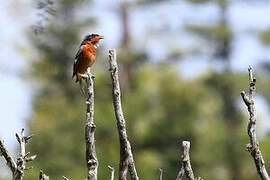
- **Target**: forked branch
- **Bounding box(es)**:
[0,128,36,180]
[241,67,270,180]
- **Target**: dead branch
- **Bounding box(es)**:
[62,176,69,180]
[159,168,163,180]
[108,49,139,180]
[85,70,98,180]
[108,166,115,180]
[241,67,270,180]
[39,170,49,180]
[176,166,185,180]
[0,128,36,180]
[176,141,195,180]
[0,139,17,173]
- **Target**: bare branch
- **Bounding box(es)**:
[108,49,139,180]
[14,129,27,180]
[0,139,17,173]
[85,70,98,180]
[176,141,195,180]
[62,176,69,180]
[1,129,36,180]
[182,141,195,180]
[39,170,49,180]
[159,168,163,180]
[108,166,115,180]
[176,166,185,180]
[14,128,36,180]
[241,67,270,180]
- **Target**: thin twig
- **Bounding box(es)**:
[62,176,69,180]
[176,141,195,180]
[108,166,115,180]
[0,140,17,173]
[0,129,36,180]
[85,69,98,180]
[240,66,270,180]
[159,168,163,180]
[39,170,50,180]
[108,49,139,180]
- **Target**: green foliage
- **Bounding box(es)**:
[186,0,228,7]
[186,24,232,43]
[260,30,270,46]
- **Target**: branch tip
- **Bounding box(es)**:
[241,67,270,180]
[85,66,98,180]
[108,49,139,180]
[108,165,115,180]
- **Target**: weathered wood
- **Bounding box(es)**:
[241,67,270,180]
[109,49,139,180]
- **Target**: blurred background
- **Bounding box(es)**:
[1,0,270,179]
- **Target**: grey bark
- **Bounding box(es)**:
[108,49,139,180]
[85,70,98,180]
[62,176,69,180]
[0,128,36,180]
[39,170,49,180]
[108,166,115,180]
[176,141,195,180]
[159,168,163,180]
[241,67,270,180]
[0,139,17,173]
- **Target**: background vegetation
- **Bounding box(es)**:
[1,0,270,179]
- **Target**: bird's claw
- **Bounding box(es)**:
[78,73,88,79]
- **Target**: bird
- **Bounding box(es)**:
[73,34,104,83]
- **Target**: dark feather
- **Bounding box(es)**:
[73,45,84,79]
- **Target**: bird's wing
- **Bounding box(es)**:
[75,45,84,59]
[73,45,84,78]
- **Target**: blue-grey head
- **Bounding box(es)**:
[81,34,104,45]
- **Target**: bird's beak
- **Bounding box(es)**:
[99,35,104,39]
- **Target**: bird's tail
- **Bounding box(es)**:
[72,73,86,96]
[72,73,81,83]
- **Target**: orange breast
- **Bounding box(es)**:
[76,45,97,74]
[83,46,96,66]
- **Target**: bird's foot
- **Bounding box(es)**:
[78,73,89,79]
[86,68,95,79]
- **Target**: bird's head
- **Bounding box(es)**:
[82,34,104,47]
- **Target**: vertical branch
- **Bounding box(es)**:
[85,70,98,180]
[0,129,36,180]
[176,166,185,180]
[240,67,270,180]
[14,129,27,180]
[108,166,115,180]
[159,168,163,180]
[176,141,195,180]
[108,49,139,180]
[181,141,195,180]
[14,129,36,180]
